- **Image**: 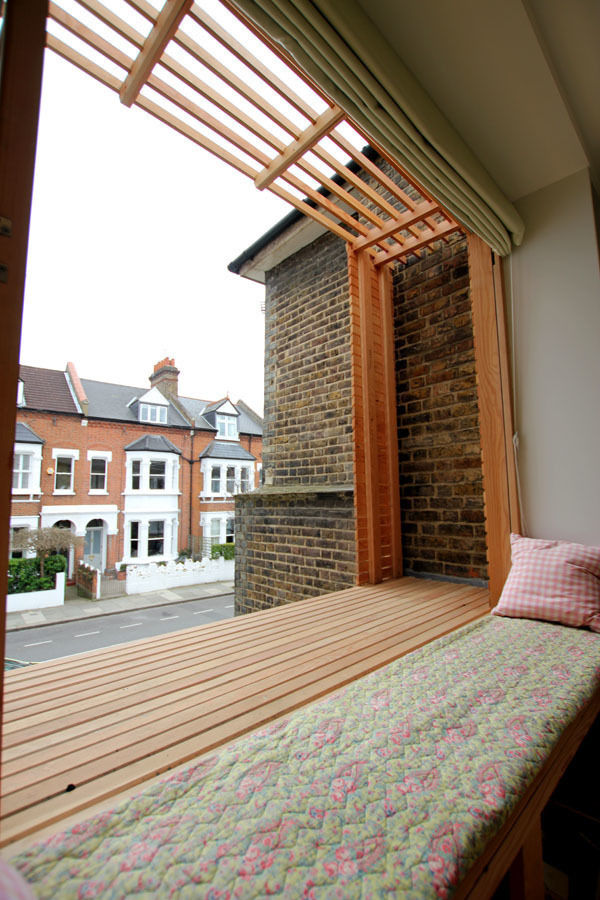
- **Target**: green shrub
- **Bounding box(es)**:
[210,542,235,561]
[7,556,63,593]
[44,554,67,577]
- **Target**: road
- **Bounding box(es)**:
[5,594,234,663]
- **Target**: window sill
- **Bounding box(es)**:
[88,490,109,496]
[53,491,75,496]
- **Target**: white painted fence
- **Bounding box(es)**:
[7,572,66,612]
[126,557,234,594]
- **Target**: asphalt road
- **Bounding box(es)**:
[5,594,234,663]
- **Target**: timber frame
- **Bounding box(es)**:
[40,0,516,600]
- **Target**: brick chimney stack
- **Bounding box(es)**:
[150,357,180,399]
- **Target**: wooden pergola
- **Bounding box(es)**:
[40,0,519,600]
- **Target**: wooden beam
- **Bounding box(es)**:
[508,817,545,900]
[0,0,48,795]
[357,250,382,583]
[352,200,440,252]
[467,233,512,605]
[254,106,344,190]
[379,265,402,577]
[120,0,194,107]
[492,255,521,536]
[375,220,461,266]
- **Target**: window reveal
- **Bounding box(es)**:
[226,466,235,493]
[131,460,141,490]
[55,456,74,491]
[12,453,31,490]
[139,403,167,424]
[216,414,237,439]
[149,460,166,490]
[130,521,140,558]
[90,457,107,491]
[148,520,164,556]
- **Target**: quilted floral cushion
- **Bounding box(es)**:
[493,534,600,631]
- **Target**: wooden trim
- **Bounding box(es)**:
[508,816,544,900]
[120,0,194,107]
[0,0,48,787]
[254,105,343,190]
[467,233,512,605]
[456,685,600,898]
[190,3,312,121]
[375,220,461,266]
[44,1,463,268]
[352,200,440,252]
[379,265,402,577]
[492,255,521,535]
[357,250,382,583]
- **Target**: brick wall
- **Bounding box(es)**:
[235,489,356,613]
[236,232,357,612]
[393,236,487,580]
[263,232,353,487]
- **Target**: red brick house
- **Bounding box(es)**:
[11,358,262,575]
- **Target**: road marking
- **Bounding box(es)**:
[161,615,179,620]
[120,623,142,629]
[193,608,213,614]
[74,631,100,637]
[24,640,52,647]
[224,604,234,609]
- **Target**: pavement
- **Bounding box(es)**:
[5,580,235,632]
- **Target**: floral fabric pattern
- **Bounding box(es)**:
[13,617,600,899]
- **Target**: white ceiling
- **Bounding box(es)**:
[355,0,599,201]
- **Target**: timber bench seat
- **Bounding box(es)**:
[1,577,489,847]
[3,578,600,899]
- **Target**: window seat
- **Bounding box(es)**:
[1,578,488,848]
[5,600,600,898]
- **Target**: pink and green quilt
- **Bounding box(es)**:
[12,616,600,898]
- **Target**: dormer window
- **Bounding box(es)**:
[16,379,25,407]
[140,403,167,424]
[216,414,238,440]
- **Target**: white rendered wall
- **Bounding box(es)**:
[7,572,65,612]
[126,557,234,594]
[507,168,600,545]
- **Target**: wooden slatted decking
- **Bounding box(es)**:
[1,577,489,848]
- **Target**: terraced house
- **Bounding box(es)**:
[11,357,262,574]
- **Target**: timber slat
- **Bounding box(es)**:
[1,578,489,846]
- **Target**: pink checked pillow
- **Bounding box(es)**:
[493,534,600,631]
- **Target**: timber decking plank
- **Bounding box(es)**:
[3,581,483,720]
[3,606,489,815]
[4,578,442,698]
[3,593,488,775]
[1,578,489,845]
[3,587,486,757]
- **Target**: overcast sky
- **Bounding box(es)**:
[21,49,291,415]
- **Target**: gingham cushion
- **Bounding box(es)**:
[493,534,600,631]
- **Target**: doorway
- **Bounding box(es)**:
[84,519,105,571]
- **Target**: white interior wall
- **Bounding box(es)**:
[506,168,600,545]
